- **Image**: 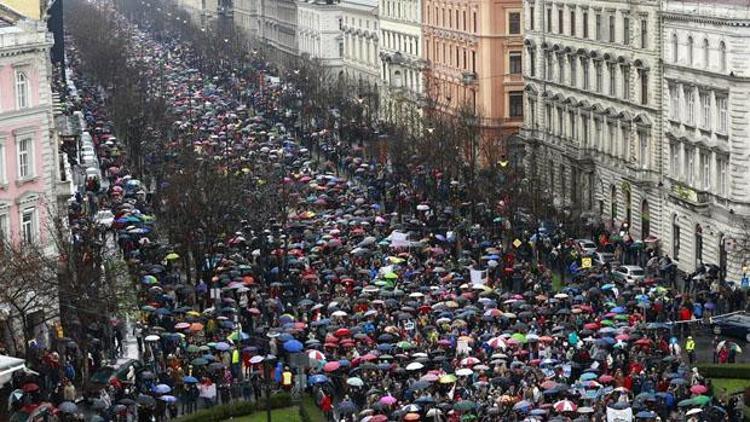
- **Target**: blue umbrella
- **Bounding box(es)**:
[309,374,329,384]
[159,395,178,403]
[214,342,231,351]
[152,384,171,394]
[579,372,597,381]
[283,339,304,353]
[610,306,626,314]
[183,376,198,384]
[513,400,532,412]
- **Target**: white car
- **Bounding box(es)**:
[94,210,115,228]
[576,239,598,255]
[612,265,646,285]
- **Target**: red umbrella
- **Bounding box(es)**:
[334,328,351,337]
[599,374,615,383]
[323,361,341,372]
[22,383,39,393]
[690,384,708,394]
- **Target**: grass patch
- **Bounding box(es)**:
[229,407,301,422]
[552,272,562,292]
[300,395,327,422]
[712,378,750,399]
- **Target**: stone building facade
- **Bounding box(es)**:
[296,0,344,73]
[340,0,380,90]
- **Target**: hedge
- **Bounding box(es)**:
[299,395,327,422]
[172,392,292,422]
[697,364,750,380]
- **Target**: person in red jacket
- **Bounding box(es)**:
[319,392,333,420]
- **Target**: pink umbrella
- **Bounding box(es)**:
[690,384,708,394]
[175,322,191,330]
[379,395,397,406]
[486,337,507,349]
[323,361,341,372]
[307,350,326,361]
[598,374,615,384]
[553,400,577,413]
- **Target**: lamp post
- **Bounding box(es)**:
[262,354,277,422]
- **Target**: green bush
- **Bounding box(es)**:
[698,364,750,380]
[299,395,326,422]
[173,392,292,422]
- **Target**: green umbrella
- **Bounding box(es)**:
[614,315,629,321]
[439,374,457,384]
[191,358,208,366]
[511,333,527,343]
[396,341,413,349]
[384,272,398,280]
[186,345,200,353]
[453,400,477,412]
[601,320,614,326]
[141,305,156,312]
[691,395,711,406]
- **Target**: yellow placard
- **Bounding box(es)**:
[581,257,592,269]
[512,239,522,248]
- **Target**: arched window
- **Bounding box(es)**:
[641,200,650,239]
[610,185,617,222]
[720,41,727,72]
[672,215,681,259]
[695,224,703,268]
[672,33,678,63]
[687,36,694,65]
[703,39,709,68]
[15,71,29,109]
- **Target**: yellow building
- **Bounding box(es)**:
[1,0,44,20]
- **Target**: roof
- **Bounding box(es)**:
[0,2,24,24]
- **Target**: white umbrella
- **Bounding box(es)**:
[144,335,160,342]
[406,362,424,371]
[455,368,473,376]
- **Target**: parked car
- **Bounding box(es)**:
[611,265,646,285]
[711,312,750,342]
[575,239,598,255]
[593,252,616,267]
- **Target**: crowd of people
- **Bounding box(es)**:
[5,1,750,421]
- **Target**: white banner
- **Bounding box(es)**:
[470,269,486,285]
[606,406,633,422]
[389,231,410,248]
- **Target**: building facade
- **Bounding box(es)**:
[340,0,380,91]
[234,0,261,37]
[520,0,663,239]
[262,0,299,62]
[296,0,344,73]
[662,0,750,281]
[422,0,524,150]
[378,0,423,122]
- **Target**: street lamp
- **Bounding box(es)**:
[262,354,277,422]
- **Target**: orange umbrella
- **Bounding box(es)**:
[189,322,204,332]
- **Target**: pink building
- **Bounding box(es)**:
[0,9,63,245]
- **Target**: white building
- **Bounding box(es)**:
[262,0,299,62]
[661,0,750,281]
[378,0,423,121]
[340,0,380,91]
[234,0,260,37]
[296,0,344,73]
[521,0,663,241]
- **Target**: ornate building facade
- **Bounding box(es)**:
[296,0,344,73]
[340,0,380,90]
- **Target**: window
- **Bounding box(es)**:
[717,96,728,133]
[608,123,616,155]
[509,52,522,74]
[639,131,649,169]
[582,115,589,146]
[0,141,5,184]
[17,137,32,180]
[623,16,629,45]
[686,89,695,125]
[15,72,29,109]
[687,37,694,65]
[672,33,678,63]
[557,108,564,134]
[720,41,727,72]
[546,9,552,32]
[509,12,521,34]
[594,118,602,150]
[595,14,602,40]
[608,63,616,96]
[595,61,602,93]
[686,147,695,185]
[703,39,709,68]
[558,54,565,83]
[0,213,7,244]
[21,207,35,244]
[718,157,728,195]
[558,9,563,34]
[569,111,576,139]
[545,104,552,130]
[700,92,711,129]
[670,84,680,120]
[529,7,534,30]
[640,18,647,48]
[672,216,681,260]
[701,151,711,189]
[608,15,615,42]
[582,58,590,89]
[583,12,588,38]
[570,58,577,87]
[639,69,648,105]
[529,98,536,127]
[621,66,630,100]
[671,143,680,177]
[570,11,576,36]
[695,225,703,267]
[528,48,536,77]
[338,42,344,58]
[509,92,523,117]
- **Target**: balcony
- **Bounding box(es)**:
[667,180,710,212]
[504,73,523,84]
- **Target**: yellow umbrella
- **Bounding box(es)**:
[165,253,180,261]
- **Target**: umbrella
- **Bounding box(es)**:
[554,400,577,413]
[380,395,397,405]
[58,401,78,413]
[406,362,424,371]
[152,384,172,394]
[690,385,708,395]
[183,376,199,384]
[338,400,358,414]
[144,335,160,342]
[453,400,477,412]
[323,361,341,372]
[309,374,329,384]
[283,339,304,353]
[347,377,364,387]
